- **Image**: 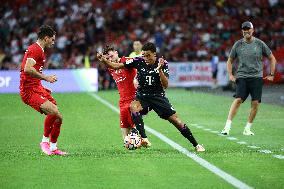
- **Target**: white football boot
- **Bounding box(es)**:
[221,127,230,135]
[195,144,205,152]
[243,128,254,136]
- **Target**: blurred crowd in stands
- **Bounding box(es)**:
[0,0,284,88]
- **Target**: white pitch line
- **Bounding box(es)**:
[210,131,220,134]
[237,141,247,145]
[190,124,203,129]
[247,146,261,149]
[90,93,253,189]
[258,150,272,154]
[273,155,284,159]
[203,128,212,131]
[189,124,282,160]
[227,137,238,141]
[217,133,226,137]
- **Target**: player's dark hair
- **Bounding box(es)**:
[142,42,156,53]
[103,45,115,55]
[37,25,56,39]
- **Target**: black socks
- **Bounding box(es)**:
[180,125,198,147]
[131,112,147,138]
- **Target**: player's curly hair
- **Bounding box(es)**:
[142,42,156,53]
[38,25,56,39]
[103,45,115,55]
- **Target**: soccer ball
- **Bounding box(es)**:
[124,132,142,150]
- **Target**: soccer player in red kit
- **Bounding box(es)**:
[102,45,151,147]
[20,25,67,156]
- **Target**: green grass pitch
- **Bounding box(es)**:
[0,89,283,189]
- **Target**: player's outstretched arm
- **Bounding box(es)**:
[24,58,57,83]
[96,52,124,70]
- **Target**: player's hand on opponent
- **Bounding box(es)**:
[96,52,103,61]
[45,75,57,83]
[229,74,236,82]
[264,75,274,81]
[133,77,139,89]
[96,52,107,62]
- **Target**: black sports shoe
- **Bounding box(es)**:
[130,128,140,135]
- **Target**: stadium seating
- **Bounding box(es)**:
[0,0,283,86]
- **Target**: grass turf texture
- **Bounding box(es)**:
[0,89,283,189]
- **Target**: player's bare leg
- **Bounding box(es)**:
[221,98,243,135]
[130,100,143,112]
[130,100,151,147]
[40,100,67,156]
[168,114,205,152]
[227,98,243,121]
[243,100,259,135]
[248,100,259,123]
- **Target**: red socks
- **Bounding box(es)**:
[44,115,62,143]
[44,115,57,137]
[50,118,62,143]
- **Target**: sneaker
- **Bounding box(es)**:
[40,142,52,155]
[221,127,230,135]
[51,149,68,156]
[243,128,254,136]
[141,138,151,148]
[195,144,205,152]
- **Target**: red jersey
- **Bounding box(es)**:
[108,56,137,102]
[20,42,45,91]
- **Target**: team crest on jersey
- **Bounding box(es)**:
[126,59,133,64]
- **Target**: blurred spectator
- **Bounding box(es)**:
[211,51,219,89]
[0,48,5,69]
[129,40,142,58]
[1,0,284,86]
[48,49,63,69]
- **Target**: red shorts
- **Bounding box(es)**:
[119,100,134,129]
[20,87,57,114]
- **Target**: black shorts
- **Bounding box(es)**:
[234,77,263,103]
[136,95,176,120]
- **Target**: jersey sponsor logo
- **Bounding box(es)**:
[145,76,153,85]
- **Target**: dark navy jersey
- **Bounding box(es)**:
[124,57,169,96]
